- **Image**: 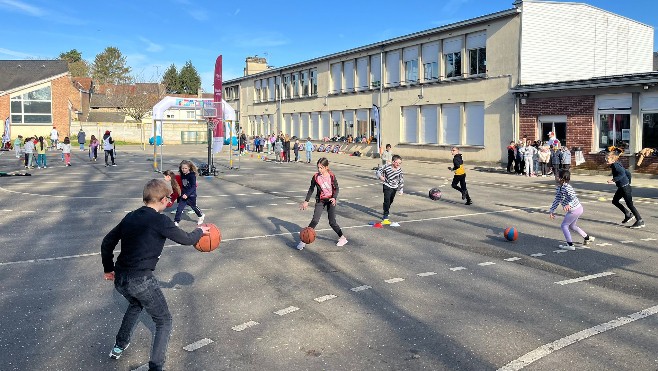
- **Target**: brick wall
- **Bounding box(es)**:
[52,75,78,137]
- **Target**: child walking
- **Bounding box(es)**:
[61,137,72,166]
[297,157,348,250]
[606,151,644,228]
[549,170,594,250]
[23,137,35,169]
[89,135,99,161]
[36,136,48,168]
[376,154,404,224]
[305,137,313,164]
[173,160,205,226]
[101,179,209,371]
[13,135,23,158]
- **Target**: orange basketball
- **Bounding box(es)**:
[194,223,221,252]
[300,227,316,244]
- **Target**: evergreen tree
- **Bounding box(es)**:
[179,60,201,95]
[162,64,181,94]
[59,49,90,77]
[92,46,132,85]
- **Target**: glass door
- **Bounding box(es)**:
[539,121,566,146]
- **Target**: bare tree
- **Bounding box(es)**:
[118,83,166,123]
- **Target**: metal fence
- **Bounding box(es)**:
[181,131,208,144]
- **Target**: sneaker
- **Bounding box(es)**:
[187,210,196,214]
[621,214,634,224]
[174,222,179,227]
[465,200,473,205]
[109,343,129,359]
[336,236,348,247]
[629,220,645,229]
[583,236,595,246]
[170,210,176,214]
[296,241,305,250]
[382,219,391,225]
[111,164,117,166]
[197,214,205,225]
[559,244,576,250]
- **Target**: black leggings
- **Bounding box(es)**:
[308,200,343,237]
[382,185,397,220]
[612,185,642,221]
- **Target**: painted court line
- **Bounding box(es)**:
[530,253,545,257]
[351,285,371,292]
[555,272,615,285]
[274,306,299,316]
[478,262,496,266]
[385,278,405,283]
[417,272,437,277]
[314,294,337,303]
[498,305,658,371]
[504,257,522,262]
[232,321,259,332]
[450,267,466,271]
[183,338,214,351]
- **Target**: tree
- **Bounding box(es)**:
[92,46,132,85]
[179,60,201,95]
[119,83,165,123]
[162,64,181,94]
[59,49,90,77]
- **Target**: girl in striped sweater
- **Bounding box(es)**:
[549,170,594,250]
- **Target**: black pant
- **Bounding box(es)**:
[612,185,642,221]
[382,185,397,219]
[451,174,471,202]
[308,200,343,237]
[507,156,515,173]
[104,149,115,165]
[540,162,548,175]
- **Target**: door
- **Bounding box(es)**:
[540,121,566,147]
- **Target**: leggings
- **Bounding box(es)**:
[561,205,586,243]
[174,197,202,222]
[308,200,343,237]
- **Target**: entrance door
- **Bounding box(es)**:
[540,121,566,147]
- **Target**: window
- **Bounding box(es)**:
[254,80,261,102]
[420,105,439,144]
[370,54,381,88]
[10,85,52,124]
[301,70,309,96]
[443,37,463,78]
[310,69,318,95]
[385,50,400,87]
[402,107,418,143]
[292,73,299,98]
[331,63,342,94]
[268,77,275,101]
[275,76,280,100]
[344,60,355,92]
[599,114,631,150]
[422,42,439,81]
[442,104,461,144]
[642,113,658,149]
[403,47,419,84]
[186,110,195,119]
[261,79,268,102]
[356,57,368,91]
[465,102,484,145]
[311,112,320,139]
[283,75,291,99]
[466,32,486,76]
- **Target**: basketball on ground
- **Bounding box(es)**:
[429,188,442,201]
[504,227,518,241]
[195,223,221,252]
[300,227,316,244]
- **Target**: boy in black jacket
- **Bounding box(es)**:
[448,147,472,205]
[606,152,644,228]
[101,179,209,371]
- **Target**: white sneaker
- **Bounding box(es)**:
[336,236,348,247]
[170,210,176,214]
[559,244,575,250]
[174,222,179,227]
[197,214,205,225]
[296,241,305,250]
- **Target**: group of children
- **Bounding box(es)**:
[13,135,72,168]
[507,138,571,182]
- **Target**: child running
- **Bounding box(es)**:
[297,157,348,249]
[173,160,205,227]
[89,135,99,162]
[376,154,404,224]
[162,170,181,211]
[606,151,644,228]
[549,170,594,250]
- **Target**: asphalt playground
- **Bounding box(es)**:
[0,144,657,370]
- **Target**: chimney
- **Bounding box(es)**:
[244,56,269,76]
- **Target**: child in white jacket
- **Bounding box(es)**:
[522,141,537,177]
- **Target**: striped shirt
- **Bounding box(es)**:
[549,183,581,213]
[377,164,404,192]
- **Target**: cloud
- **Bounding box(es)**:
[0,0,44,16]
[0,47,37,59]
[233,8,240,16]
[139,37,164,53]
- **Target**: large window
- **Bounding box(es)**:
[443,37,462,78]
[467,32,486,75]
[370,54,381,88]
[465,102,484,145]
[283,75,291,99]
[385,50,400,87]
[422,42,439,81]
[310,69,318,95]
[254,80,262,102]
[420,105,439,144]
[275,76,280,100]
[344,60,355,92]
[643,113,658,149]
[292,73,299,98]
[442,104,461,144]
[301,70,309,96]
[356,57,368,91]
[403,47,419,84]
[12,85,53,124]
[331,63,342,94]
[268,77,275,101]
[599,113,631,150]
[402,107,417,143]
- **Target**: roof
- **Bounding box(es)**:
[224,7,519,84]
[86,111,126,123]
[72,77,93,92]
[511,72,658,93]
[90,94,121,108]
[0,60,69,92]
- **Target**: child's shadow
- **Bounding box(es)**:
[268,216,303,249]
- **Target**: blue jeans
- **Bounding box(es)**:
[306,151,311,163]
[114,272,171,371]
[37,153,47,167]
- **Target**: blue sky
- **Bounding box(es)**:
[1,0,657,92]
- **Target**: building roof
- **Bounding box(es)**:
[86,111,126,123]
[72,77,93,92]
[224,7,519,84]
[90,94,121,108]
[511,72,658,93]
[0,60,69,92]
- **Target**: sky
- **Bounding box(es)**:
[1,0,657,93]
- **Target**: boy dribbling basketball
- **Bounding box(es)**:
[101,179,209,371]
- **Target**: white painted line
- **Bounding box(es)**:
[1,209,13,212]
[351,285,371,292]
[232,321,259,332]
[131,364,149,371]
[225,206,236,209]
[449,267,466,271]
[183,338,214,351]
[641,237,657,241]
[0,252,102,266]
[274,306,299,316]
[20,210,35,213]
[478,262,496,266]
[246,205,255,208]
[596,243,612,247]
[504,257,522,262]
[530,253,545,257]
[620,240,633,244]
[555,272,615,285]
[285,202,296,205]
[269,203,278,206]
[553,250,569,253]
[314,294,337,303]
[417,272,437,277]
[235,193,246,196]
[385,278,405,283]
[498,305,658,371]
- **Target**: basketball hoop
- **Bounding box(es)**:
[207,118,218,131]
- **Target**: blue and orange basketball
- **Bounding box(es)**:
[504,227,518,241]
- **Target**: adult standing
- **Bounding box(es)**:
[50,126,59,149]
[103,130,117,167]
[77,128,86,151]
[448,147,472,205]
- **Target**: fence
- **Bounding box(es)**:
[76,121,209,144]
